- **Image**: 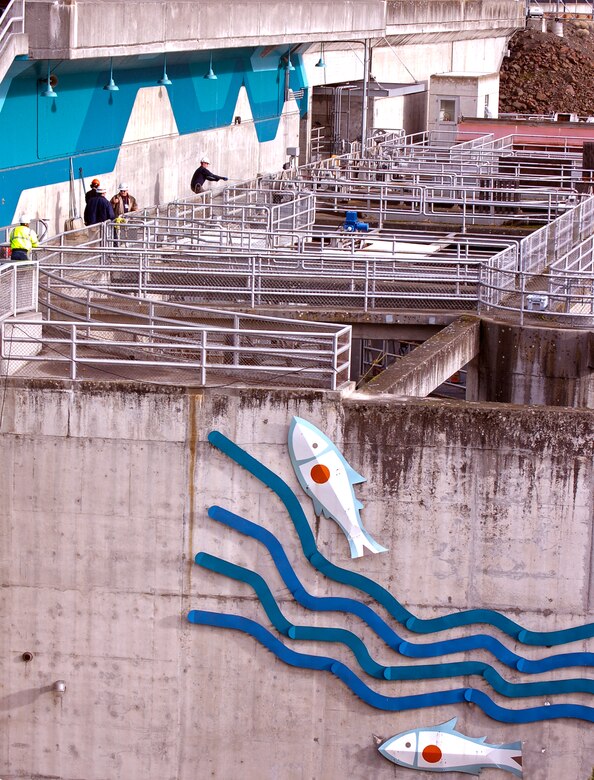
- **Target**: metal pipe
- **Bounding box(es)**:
[361,39,370,157]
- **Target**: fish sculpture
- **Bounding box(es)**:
[378,718,523,776]
[287,416,387,558]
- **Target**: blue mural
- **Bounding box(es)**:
[187,428,594,726]
[0,48,308,224]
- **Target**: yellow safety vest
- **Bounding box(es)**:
[9,225,39,252]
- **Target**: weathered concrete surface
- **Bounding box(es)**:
[16,87,301,233]
[386,0,523,41]
[0,380,593,779]
[362,314,479,396]
[22,0,525,59]
[479,319,594,408]
[25,0,387,59]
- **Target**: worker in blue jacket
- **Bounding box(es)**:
[84,187,115,225]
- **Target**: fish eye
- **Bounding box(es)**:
[405,742,411,748]
[312,442,318,449]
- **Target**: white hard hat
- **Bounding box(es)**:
[118,182,128,190]
[201,156,210,164]
[19,213,31,223]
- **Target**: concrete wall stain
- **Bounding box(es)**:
[1,380,592,779]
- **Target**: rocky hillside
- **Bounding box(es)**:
[499,19,594,116]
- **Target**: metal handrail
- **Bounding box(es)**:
[29,267,352,388]
[1,319,351,388]
[37,245,480,315]
[0,259,38,321]
[478,263,594,326]
[0,0,24,50]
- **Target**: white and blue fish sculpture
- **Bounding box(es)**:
[287,417,387,558]
[379,718,523,776]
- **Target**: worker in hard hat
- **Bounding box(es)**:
[85,178,101,204]
[190,156,228,193]
[9,214,39,261]
[110,182,138,218]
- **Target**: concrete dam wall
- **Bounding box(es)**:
[1,381,592,779]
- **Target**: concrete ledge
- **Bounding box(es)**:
[361,314,480,396]
[25,0,387,59]
[386,0,524,34]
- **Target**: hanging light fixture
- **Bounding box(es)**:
[315,42,326,68]
[103,58,119,91]
[157,54,172,86]
[204,53,217,80]
[285,50,295,71]
[40,61,57,98]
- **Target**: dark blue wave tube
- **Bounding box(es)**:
[187,610,594,723]
[195,551,594,698]
[207,504,594,675]
[207,430,594,647]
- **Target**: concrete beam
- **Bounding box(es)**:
[479,319,594,408]
[386,0,524,38]
[361,314,480,396]
[25,0,387,59]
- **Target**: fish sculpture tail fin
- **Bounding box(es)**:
[491,745,523,777]
[349,528,389,558]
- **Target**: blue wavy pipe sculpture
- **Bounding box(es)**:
[195,550,594,698]
[187,610,594,724]
[207,430,594,647]
[204,507,594,674]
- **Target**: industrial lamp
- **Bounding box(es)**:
[315,43,326,68]
[103,58,119,91]
[204,53,217,80]
[285,51,295,71]
[40,61,57,98]
[157,55,172,86]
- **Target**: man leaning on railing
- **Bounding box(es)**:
[8,214,39,261]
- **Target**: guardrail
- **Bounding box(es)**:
[1,318,351,388]
[478,260,594,326]
[0,0,25,59]
[37,247,480,313]
[0,260,38,321]
[6,271,351,388]
[479,194,594,326]
[36,220,511,264]
[13,137,594,342]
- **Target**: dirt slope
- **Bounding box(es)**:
[499,19,594,116]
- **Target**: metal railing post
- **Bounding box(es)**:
[200,329,207,385]
[233,314,240,367]
[331,333,338,391]
[70,325,77,380]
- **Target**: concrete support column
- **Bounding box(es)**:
[478,319,594,408]
[298,105,313,166]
